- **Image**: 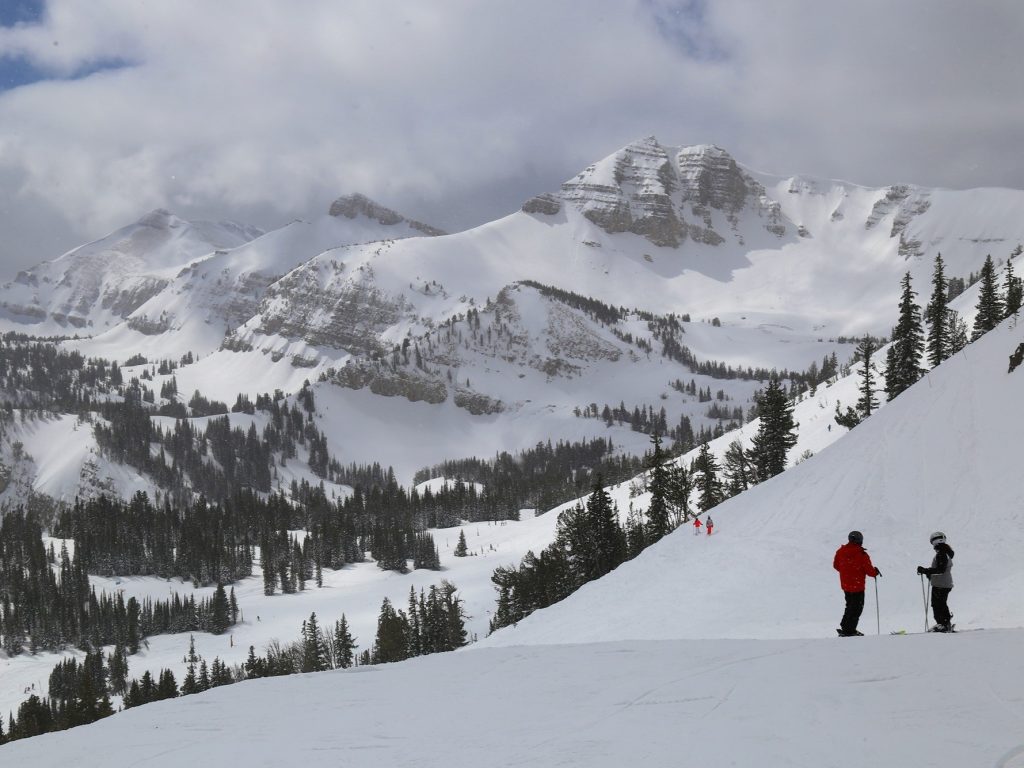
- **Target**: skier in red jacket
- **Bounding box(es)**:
[693,517,702,536]
[833,530,881,636]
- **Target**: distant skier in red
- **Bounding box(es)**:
[706,516,714,535]
[833,530,881,636]
[693,517,702,535]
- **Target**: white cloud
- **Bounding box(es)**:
[0,0,1022,273]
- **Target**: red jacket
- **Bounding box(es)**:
[833,542,879,592]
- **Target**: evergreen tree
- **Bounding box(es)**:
[210,583,230,635]
[624,505,647,559]
[301,613,331,672]
[333,614,357,669]
[643,433,671,543]
[885,272,925,400]
[372,598,410,664]
[438,581,468,650]
[925,253,950,367]
[972,255,1004,339]
[722,440,754,496]
[946,308,968,355]
[245,645,266,679]
[566,477,626,583]
[156,669,178,699]
[1004,257,1023,320]
[108,644,129,695]
[182,635,201,695]
[835,336,879,429]
[747,379,798,481]
[693,443,724,512]
[453,529,469,557]
[664,462,692,524]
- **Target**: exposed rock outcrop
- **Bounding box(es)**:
[522,193,562,215]
[255,268,408,358]
[556,137,788,248]
[332,360,448,404]
[865,185,932,236]
[329,193,446,237]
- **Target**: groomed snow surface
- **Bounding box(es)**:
[5,633,1024,768]
[4,305,1024,765]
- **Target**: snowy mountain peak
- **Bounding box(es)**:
[554,136,786,247]
[134,208,180,229]
[328,193,446,237]
[0,212,261,333]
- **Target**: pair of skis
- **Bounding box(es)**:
[890,625,986,635]
[836,625,980,636]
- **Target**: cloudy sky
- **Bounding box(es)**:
[0,0,1022,274]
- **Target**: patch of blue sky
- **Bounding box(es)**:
[640,0,729,63]
[0,56,133,92]
[0,0,46,27]
[0,1,132,92]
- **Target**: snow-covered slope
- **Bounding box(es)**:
[6,632,1024,768]
[0,414,152,508]
[0,210,261,335]
[484,318,1024,646]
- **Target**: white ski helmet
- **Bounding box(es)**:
[929,531,946,545]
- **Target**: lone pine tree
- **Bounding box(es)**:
[693,442,725,512]
[1002,257,1023,320]
[333,614,357,669]
[925,253,950,367]
[885,271,926,401]
[644,433,672,543]
[972,254,1005,340]
[747,379,798,481]
[454,529,469,556]
[835,336,879,429]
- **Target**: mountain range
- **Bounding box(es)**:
[2,136,1022,502]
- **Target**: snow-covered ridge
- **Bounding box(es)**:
[0,210,262,335]
[0,195,442,348]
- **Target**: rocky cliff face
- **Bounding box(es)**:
[554,137,788,248]
[252,260,412,359]
[329,193,447,237]
[864,184,932,259]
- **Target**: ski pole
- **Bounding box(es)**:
[920,573,928,633]
[927,583,932,631]
[874,577,880,635]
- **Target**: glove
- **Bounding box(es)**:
[875,569,882,577]
[916,566,926,575]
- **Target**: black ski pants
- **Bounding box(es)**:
[841,590,865,633]
[931,587,952,626]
